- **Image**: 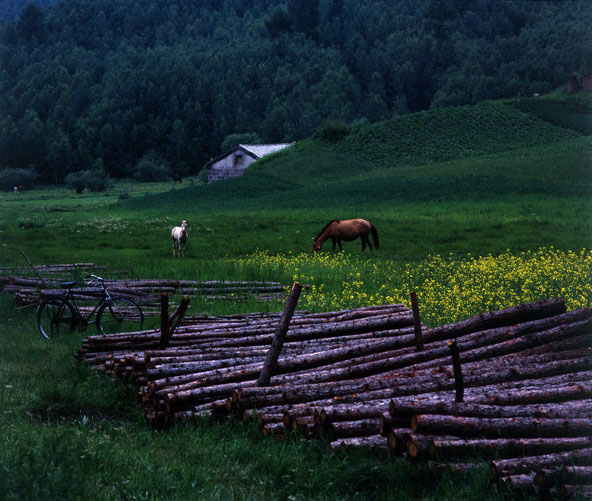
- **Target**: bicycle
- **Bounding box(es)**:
[36,274,144,339]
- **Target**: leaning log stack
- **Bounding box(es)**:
[3,276,293,307]
[77,298,592,498]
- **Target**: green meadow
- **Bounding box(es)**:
[0,94,591,499]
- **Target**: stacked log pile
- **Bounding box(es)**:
[0,262,102,276]
[77,297,592,498]
[0,263,105,291]
[2,276,293,307]
[76,302,416,419]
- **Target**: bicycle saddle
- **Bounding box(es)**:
[61,281,77,289]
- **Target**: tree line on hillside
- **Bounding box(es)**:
[0,0,590,188]
[0,0,59,21]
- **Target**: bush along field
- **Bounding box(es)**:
[0,93,591,499]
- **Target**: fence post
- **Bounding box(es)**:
[256,282,303,386]
[169,297,191,336]
[160,292,170,347]
[410,291,424,351]
[448,340,464,402]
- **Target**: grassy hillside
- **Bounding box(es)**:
[125,93,590,196]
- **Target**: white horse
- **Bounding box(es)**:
[171,220,188,257]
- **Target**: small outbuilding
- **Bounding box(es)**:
[205,143,293,183]
[567,73,592,93]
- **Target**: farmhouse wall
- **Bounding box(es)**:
[567,75,580,93]
[206,143,293,183]
[567,74,592,93]
[207,151,256,183]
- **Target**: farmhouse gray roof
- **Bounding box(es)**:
[205,143,293,166]
[239,143,293,158]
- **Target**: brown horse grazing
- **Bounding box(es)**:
[313,219,379,252]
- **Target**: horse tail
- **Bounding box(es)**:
[370,224,379,249]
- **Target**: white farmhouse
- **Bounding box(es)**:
[205,143,293,183]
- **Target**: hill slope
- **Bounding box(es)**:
[128,94,592,213]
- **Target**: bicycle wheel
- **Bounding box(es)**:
[96,298,144,335]
[37,298,77,339]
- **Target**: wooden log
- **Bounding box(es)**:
[271,312,592,386]
[491,448,592,479]
[163,380,257,412]
[391,400,592,420]
[303,304,406,319]
[147,356,266,377]
[330,435,388,451]
[430,437,592,460]
[475,381,592,405]
[412,414,592,439]
[558,484,592,499]
[408,434,433,458]
[256,412,285,426]
[168,296,191,335]
[498,473,535,493]
[260,422,286,440]
[424,298,566,342]
[561,465,592,485]
[79,304,584,357]
[319,418,381,439]
[384,428,414,454]
[447,340,464,403]
[427,461,483,475]
[533,467,561,491]
[410,292,424,351]
[257,282,302,386]
[317,402,392,423]
[155,367,592,413]
[148,329,422,393]
[379,413,412,436]
[233,357,592,411]
[291,415,316,436]
[19,250,47,287]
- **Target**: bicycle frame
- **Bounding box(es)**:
[58,275,116,327]
[38,274,144,338]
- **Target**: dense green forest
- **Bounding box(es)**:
[0,0,59,21]
[0,0,591,185]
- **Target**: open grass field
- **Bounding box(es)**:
[1,93,591,499]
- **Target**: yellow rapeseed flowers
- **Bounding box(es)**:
[234,248,592,326]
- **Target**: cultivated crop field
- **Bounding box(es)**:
[1,97,591,499]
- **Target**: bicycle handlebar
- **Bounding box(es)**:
[84,274,105,286]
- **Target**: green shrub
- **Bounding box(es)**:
[221,132,262,153]
[65,171,87,193]
[314,119,351,142]
[0,168,37,191]
[196,168,208,183]
[133,152,171,182]
[65,169,112,193]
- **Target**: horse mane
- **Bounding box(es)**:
[314,220,340,240]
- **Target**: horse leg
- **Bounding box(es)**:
[332,238,336,251]
[366,234,373,251]
[337,239,343,251]
[172,239,176,257]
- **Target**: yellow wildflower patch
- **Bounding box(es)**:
[234,248,592,326]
